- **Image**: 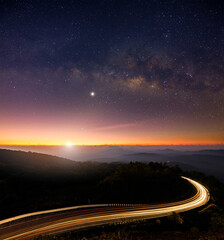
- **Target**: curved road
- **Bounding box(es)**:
[0,176,210,240]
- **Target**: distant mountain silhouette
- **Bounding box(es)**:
[117,150,224,182]
[88,149,224,182]
[1,148,224,182]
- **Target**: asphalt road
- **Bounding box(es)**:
[0,176,210,240]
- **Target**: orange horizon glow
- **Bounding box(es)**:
[1,110,223,148]
[1,131,223,147]
[0,141,223,147]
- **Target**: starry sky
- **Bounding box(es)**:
[0,0,224,146]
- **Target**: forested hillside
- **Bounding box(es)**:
[0,149,193,220]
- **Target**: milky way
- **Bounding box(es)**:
[0,0,223,145]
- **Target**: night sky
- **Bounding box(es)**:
[0,0,224,145]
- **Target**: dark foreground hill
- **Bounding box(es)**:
[0,149,194,220]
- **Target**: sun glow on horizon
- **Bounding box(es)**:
[66,142,73,147]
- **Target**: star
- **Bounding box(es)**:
[90,91,95,97]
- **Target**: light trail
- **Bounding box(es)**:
[0,176,210,240]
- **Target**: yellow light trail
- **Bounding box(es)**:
[0,176,210,240]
